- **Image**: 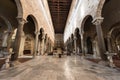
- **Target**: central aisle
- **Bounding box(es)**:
[0,56,120,80]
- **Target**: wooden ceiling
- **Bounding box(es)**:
[48,0,72,33]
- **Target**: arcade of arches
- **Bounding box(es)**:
[0,0,120,80]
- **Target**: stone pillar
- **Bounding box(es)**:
[37,40,41,55]
[31,40,34,55]
[2,31,9,47]
[70,38,73,53]
[74,36,77,54]
[107,34,112,52]
[41,34,45,55]
[93,40,101,59]
[65,42,67,51]
[44,37,48,54]
[19,34,25,56]
[48,42,51,53]
[1,31,13,69]
[34,31,40,57]
[80,33,85,56]
[11,18,26,61]
[93,17,107,61]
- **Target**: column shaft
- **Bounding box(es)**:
[41,35,45,55]
[81,33,85,56]
[11,18,26,61]
[74,36,77,54]
[93,17,107,60]
[107,35,112,52]
[34,31,39,57]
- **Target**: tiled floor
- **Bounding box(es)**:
[0,56,120,80]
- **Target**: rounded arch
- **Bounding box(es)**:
[95,0,106,17]
[108,22,120,36]
[0,0,20,29]
[74,28,80,37]
[116,35,120,43]
[26,14,39,33]
[81,15,93,34]
[15,0,23,18]
[0,15,12,31]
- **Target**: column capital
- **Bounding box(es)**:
[92,17,104,25]
[16,17,27,25]
[35,31,40,35]
[42,34,45,40]
[80,33,84,39]
[107,33,111,38]
[74,36,77,40]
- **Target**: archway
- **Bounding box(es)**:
[86,37,93,54]
[0,0,19,59]
[23,15,36,56]
[101,0,120,58]
[0,0,23,67]
[81,15,95,56]
[0,16,13,58]
[74,28,81,55]
[23,35,34,56]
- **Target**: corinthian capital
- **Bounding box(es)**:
[16,17,27,25]
[92,17,104,25]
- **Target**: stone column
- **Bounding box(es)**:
[70,38,73,53]
[74,36,77,54]
[65,42,67,52]
[93,17,107,61]
[107,34,112,52]
[48,42,51,53]
[80,32,85,56]
[19,34,25,56]
[11,18,26,61]
[44,37,48,54]
[34,31,40,57]
[1,31,13,69]
[37,40,41,55]
[41,34,45,55]
[31,40,34,55]
[2,31,9,47]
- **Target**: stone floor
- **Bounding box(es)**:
[0,55,32,69]
[0,56,120,80]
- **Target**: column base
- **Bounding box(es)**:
[1,63,10,70]
[98,60,109,66]
[10,60,21,67]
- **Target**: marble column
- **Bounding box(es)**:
[70,38,73,53]
[41,34,45,55]
[74,36,77,54]
[93,40,100,59]
[93,17,107,61]
[19,34,25,56]
[1,31,13,69]
[34,31,40,57]
[80,33,85,56]
[44,37,48,54]
[31,40,34,55]
[37,40,41,55]
[2,31,9,48]
[48,42,51,53]
[107,34,112,52]
[11,18,26,61]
